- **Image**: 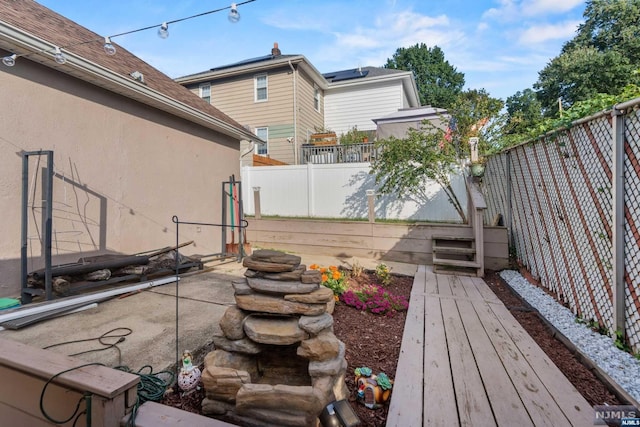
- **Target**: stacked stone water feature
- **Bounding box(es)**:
[201,250,348,427]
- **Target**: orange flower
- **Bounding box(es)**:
[329,266,338,272]
[332,271,341,280]
[334,295,339,302]
[320,267,327,273]
[321,273,328,282]
[310,264,319,270]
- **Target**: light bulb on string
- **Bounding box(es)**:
[2,54,16,67]
[103,37,116,55]
[54,47,66,64]
[228,3,240,23]
[158,22,169,39]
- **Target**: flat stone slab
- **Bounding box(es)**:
[247,277,319,295]
[243,257,296,273]
[235,293,327,316]
[244,316,309,345]
[285,286,334,304]
[300,270,322,284]
[299,313,334,335]
[309,341,346,377]
[250,250,302,266]
[202,366,251,403]
[212,334,263,355]
[245,265,307,281]
[297,331,340,361]
[232,279,252,295]
[236,384,325,426]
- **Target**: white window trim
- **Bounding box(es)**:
[255,127,268,155]
[254,74,268,102]
[313,86,321,112]
[199,83,211,103]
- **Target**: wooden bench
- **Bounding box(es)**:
[121,402,237,426]
[386,265,594,426]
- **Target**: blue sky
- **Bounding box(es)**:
[36,0,586,101]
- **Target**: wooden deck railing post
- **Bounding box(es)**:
[466,177,487,277]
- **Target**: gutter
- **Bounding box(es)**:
[0,20,259,144]
[289,60,298,164]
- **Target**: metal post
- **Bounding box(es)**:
[44,152,53,301]
[21,154,30,303]
[612,108,626,337]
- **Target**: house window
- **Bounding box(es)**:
[255,74,267,102]
[255,127,268,155]
[314,86,321,111]
[199,83,211,104]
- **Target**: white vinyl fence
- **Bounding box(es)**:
[241,162,467,222]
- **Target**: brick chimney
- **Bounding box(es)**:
[271,42,281,56]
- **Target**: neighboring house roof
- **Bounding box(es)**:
[0,1,258,143]
[323,66,420,107]
[176,45,327,89]
[372,106,448,124]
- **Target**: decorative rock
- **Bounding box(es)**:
[236,384,324,426]
[244,316,309,345]
[201,366,251,403]
[312,372,349,403]
[220,306,249,340]
[250,249,301,266]
[236,293,327,316]
[232,279,252,295]
[297,331,340,361]
[205,350,258,380]
[300,270,322,284]
[244,265,307,281]
[325,297,336,314]
[285,286,334,304]
[247,277,319,295]
[212,334,263,355]
[308,341,346,377]
[243,257,296,273]
[299,313,334,335]
[201,398,233,416]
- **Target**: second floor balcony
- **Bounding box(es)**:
[300,142,378,164]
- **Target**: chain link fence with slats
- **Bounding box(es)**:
[483,99,640,352]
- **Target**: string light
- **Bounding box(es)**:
[103,37,116,55]
[2,0,256,67]
[228,3,240,23]
[53,47,66,64]
[157,22,169,39]
[2,53,16,67]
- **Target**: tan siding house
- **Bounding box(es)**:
[0,1,258,298]
[176,44,326,166]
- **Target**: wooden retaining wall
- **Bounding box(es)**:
[245,219,509,270]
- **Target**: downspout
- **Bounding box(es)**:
[289,60,298,164]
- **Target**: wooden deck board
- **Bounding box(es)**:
[387,266,593,427]
[386,266,426,427]
[458,299,532,426]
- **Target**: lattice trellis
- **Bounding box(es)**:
[485,104,640,352]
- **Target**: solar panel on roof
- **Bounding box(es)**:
[323,69,369,82]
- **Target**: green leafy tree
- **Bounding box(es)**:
[504,89,544,136]
[535,0,640,115]
[370,121,467,222]
[384,44,465,109]
[448,89,504,155]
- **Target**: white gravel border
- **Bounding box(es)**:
[499,269,640,404]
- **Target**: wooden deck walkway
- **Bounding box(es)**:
[386,265,594,426]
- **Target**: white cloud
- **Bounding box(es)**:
[518,20,581,44]
[477,22,489,32]
[521,0,585,16]
[483,0,585,20]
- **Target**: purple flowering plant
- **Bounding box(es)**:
[340,284,408,316]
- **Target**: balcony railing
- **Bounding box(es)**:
[300,142,378,164]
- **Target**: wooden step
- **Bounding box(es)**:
[433,265,478,276]
[432,235,474,242]
[432,246,476,256]
[432,258,480,268]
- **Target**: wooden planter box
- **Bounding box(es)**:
[310,132,337,146]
